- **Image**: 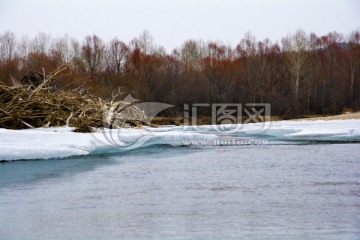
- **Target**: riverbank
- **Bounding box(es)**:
[1,118,360,161]
[289,112,360,121]
[151,112,360,126]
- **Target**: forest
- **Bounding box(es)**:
[0,29,359,118]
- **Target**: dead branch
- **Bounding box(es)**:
[0,68,145,132]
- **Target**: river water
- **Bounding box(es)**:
[0,143,360,240]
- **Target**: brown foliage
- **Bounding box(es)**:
[0,30,359,120]
[0,66,145,132]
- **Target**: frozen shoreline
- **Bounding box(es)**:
[1,119,360,161]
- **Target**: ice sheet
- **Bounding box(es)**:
[0,127,216,161]
[0,119,359,161]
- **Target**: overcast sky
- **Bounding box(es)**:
[1,0,359,52]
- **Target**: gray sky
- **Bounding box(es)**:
[1,0,359,52]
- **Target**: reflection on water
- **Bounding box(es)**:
[0,155,112,188]
[0,143,360,240]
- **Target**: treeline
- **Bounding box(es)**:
[0,29,359,117]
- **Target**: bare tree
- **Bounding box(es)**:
[31,33,51,54]
[52,34,76,63]
[180,39,205,72]
[138,30,155,55]
[347,31,360,101]
[282,29,309,107]
[71,39,81,60]
[0,31,16,61]
[81,35,105,76]
[203,41,235,101]
[236,32,259,102]
[108,38,129,74]
[17,36,30,60]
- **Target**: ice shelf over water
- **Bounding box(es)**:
[0,119,359,161]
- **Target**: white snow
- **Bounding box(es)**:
[0,127,216,161]
[0,119,359,161]
[244,119,360,141]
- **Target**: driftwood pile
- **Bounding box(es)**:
[0,66,145,132]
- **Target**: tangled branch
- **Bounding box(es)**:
[0,66,145,132]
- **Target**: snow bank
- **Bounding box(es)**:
[162,119,360,141]
[0,127,216,161]
[243,119,360,141]
[0,119,359,161]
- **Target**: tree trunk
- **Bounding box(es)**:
[295,74,299,105]
[350,66,355,101]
